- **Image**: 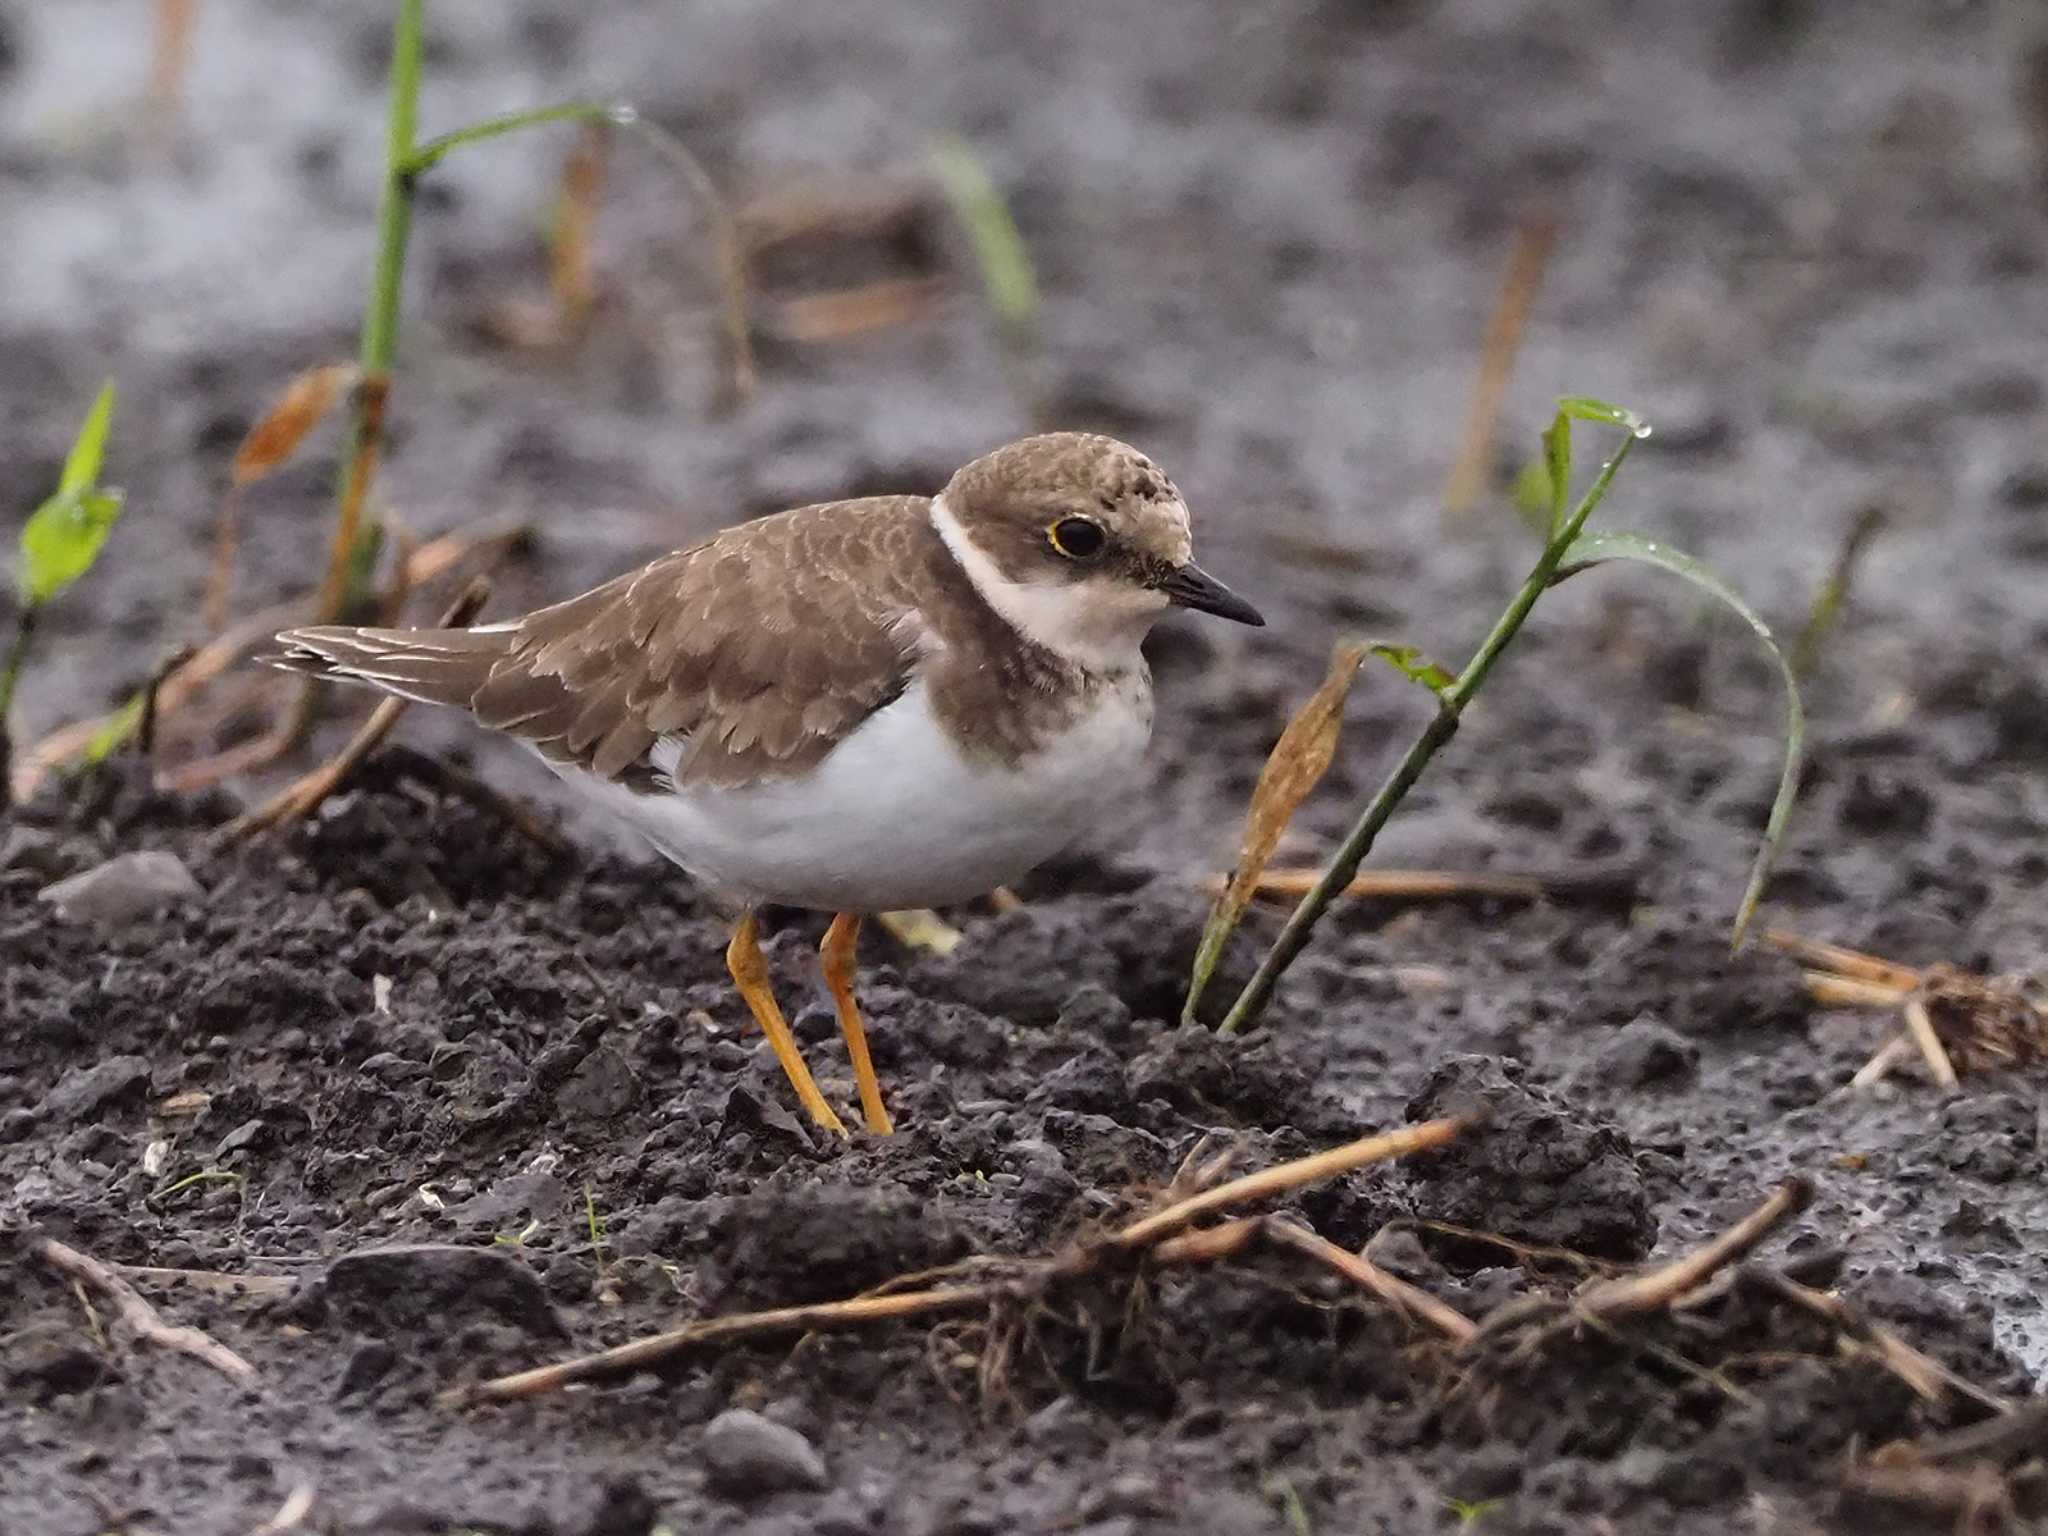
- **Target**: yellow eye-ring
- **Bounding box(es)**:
[1048,517,1106,559]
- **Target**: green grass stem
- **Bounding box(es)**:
[1216,416,1645,1037]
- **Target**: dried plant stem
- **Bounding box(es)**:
[36,1237,257,1387]
[147,0,199,128]
[245,1485,317,1536]
[1265,1220,1476,1343]
[1849,1035,1918,1090]
[1766,927,1923,991]
[1741,1266,2009,1414]
[1808,972,1912,1010]
[1218,431,1641,1037]
[1109,1118,1472,1249]
[1878,1397,2048,1466]
[449,1119,1471,1406]
[1901,996,1961,1089]
[204,490,242,635]
[108,1264,295,1302]
[1443,209,1558,517]
[456,1284,999,1405]
[12,516,528,802]
[1572,1178,1811,1322]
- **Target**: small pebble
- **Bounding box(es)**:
[701,1407,829,1496]
[39,1056,151,1123]
[40,851,202,927]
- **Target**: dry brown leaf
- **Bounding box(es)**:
[550,121,609,331]
[232,363,359,487]
[1182,638,1369,1021]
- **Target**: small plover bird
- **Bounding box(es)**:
[273,433,1263,1137]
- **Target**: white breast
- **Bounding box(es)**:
[562,676,1152,912]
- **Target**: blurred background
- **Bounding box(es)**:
[1,0,2045,884]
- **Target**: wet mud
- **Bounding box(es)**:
[4,2,2047,1532]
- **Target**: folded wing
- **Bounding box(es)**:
[273,495,933,790]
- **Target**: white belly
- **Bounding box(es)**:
[564,678,1151,911]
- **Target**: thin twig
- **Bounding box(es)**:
[245,1484,317,1536]
[1108,1118,1473,1250]
[1839,1459,2018,1526]
[450,1283,1003,1405]
[1875,1398,2048,1467]
[1385,1219,1613,1277]
[137,644,196,760]
[1849,1035,1917,1090]
[35,1238,258,1388]
[1901,996,1961,1090]
[1571,1178,1812,1323]
[1809,973,1912,1010]
[1740,1266,2010,1415]
[876,908,965,956]
[107,1265,296,1303]
[1266,1220,1476,1343]
[1148,1216,1262,1266]
[1765,927,1923,990]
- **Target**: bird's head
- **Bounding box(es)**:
[931,432,1263,665]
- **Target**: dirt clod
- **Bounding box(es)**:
[305,1243,566,1339]
[1404,1054,1657,1260]
[38,1055,152,1123]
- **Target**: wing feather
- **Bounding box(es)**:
[274,496,933,791]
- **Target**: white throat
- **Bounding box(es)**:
[930,493,1165,670]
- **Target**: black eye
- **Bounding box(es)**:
[1049,517,1106,559]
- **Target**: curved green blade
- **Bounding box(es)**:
[1556,529,1804,946]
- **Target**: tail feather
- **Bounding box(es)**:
[269,624,515,712]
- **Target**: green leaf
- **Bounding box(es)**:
[19,489,125,606]
[1541,410,1571,539]
[1509,457,1551,517]
[931,136,1039,338]
[1368,642,1457,697]
[57,380,116,499]
[81,690,147,766]
[1554,530,1803,946]
[1557,395,1650,437]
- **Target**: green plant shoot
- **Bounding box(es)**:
[2,380,124,808]
[1213,397,1805,1037]
[18,381,122,606]
[931,136,1040,343]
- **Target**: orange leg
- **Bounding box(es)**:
[821,913,893,1135]
[725,912,847,1137]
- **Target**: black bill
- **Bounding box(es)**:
[1156,561,1265,626]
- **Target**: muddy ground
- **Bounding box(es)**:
[4,1,2048,1532]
